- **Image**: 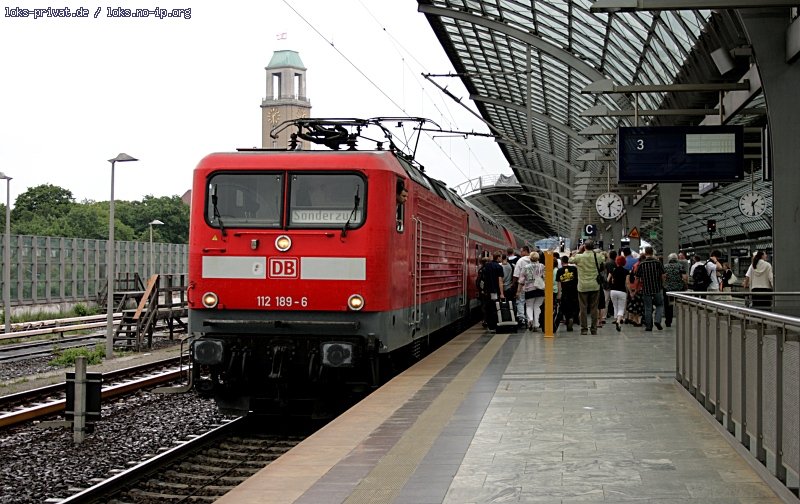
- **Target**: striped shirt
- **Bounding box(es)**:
[634,257,665,295]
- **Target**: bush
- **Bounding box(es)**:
[72,304,99,317]
[49,343,105,367]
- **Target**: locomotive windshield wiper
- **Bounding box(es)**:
[211,184,227,236]
[341,186,360,238]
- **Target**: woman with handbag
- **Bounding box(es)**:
[626,259,644,327]
[517,251,545,331]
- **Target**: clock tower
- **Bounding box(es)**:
[261,50,312,149]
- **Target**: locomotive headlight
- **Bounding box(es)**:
[202,292,219,308]
[347,294,364,311]
[275,235,292,252]
[322,342,353,367]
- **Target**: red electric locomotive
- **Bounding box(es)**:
[187,118,518,415]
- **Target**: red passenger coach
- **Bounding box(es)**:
[187,118,516,415]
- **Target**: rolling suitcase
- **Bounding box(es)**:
[496,299,517,333]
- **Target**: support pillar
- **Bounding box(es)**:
[659,183,681,256]
[740,8,800,294]
[625,203,643,252]
[611,220,624,252]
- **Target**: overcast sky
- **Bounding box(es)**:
[0,0,510,207]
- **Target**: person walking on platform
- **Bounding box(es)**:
[481,252,505,333]
[556,255,579,331]
[622,246,636,270]
[601,250,617,325]
[501,254,514,300]
[609,255,628,332]
[663,252,688,327]
[512,245,531,327]
[743,250,774,310]
[506,247,519,267]
[689,254,711,292]
[517,251,545,331]
[635,246,665,331]
[569,240,606,335]
[707,250,724,292]
[476,256,490,328]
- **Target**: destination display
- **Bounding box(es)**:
[617,125,744,183]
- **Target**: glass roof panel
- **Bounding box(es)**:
[419,0,723,240]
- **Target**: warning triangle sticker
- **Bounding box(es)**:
[628,227,640,239]
[211,235,219,241]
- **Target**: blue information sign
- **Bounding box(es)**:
[617,125,744,183]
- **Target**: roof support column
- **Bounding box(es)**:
[659,183,681,256]
[611,220,625,251]
[739,8,800,294]
[625,202,644,252]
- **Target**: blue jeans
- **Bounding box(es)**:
[642,291,664,329]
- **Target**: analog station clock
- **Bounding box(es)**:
[269,107,281,125]
[738,191,766,217]
[595,192,624,219]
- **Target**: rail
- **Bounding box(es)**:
[670,291,800,498]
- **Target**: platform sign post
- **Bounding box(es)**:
[544,252,554,338]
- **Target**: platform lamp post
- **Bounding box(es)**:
[106,153,138,359]
[0,172,11,334]
[148,219,164,279]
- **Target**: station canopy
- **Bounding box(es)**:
[418,0,765,249]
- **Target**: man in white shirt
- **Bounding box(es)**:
[512,246,531,325]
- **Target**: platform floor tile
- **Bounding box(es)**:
[442,322,784,504]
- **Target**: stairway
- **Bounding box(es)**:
[113,275,159,351]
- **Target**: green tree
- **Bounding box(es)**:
[7,184,188,243]
[121,195,189,244]
[11,184,75,223]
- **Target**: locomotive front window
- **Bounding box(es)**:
[206,173,283,229]
[288,174,366,229]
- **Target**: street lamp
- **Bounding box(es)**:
[148,219,164,279]
[106,153,138,359]
[0,172,10,334]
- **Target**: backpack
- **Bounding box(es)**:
[692,261,712,291]
[476,265,486,293]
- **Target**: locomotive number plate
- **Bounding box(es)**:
[256,296,308,308]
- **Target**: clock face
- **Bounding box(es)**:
[738,191,766,217]
[269,107,280,125]
[595,192,624,219]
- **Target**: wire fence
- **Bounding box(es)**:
[0,234,187,307]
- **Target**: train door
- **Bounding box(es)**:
[411,215,422,330]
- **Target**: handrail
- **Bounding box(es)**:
[670,291,800,497]
[670,291,800,332]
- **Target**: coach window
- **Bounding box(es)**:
[207,172,283,229]
[288,173,366,229]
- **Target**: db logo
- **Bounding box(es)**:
[269,257,298,278]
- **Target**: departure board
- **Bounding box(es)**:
[617,125,744,183]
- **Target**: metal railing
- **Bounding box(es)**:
[671,291,800,494]
[0,234,187,308]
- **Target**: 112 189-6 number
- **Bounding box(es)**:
[256,296,308,307]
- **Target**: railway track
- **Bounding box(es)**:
[0,334,105,362]
[58,416,305,503]
[0,356,188,428]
